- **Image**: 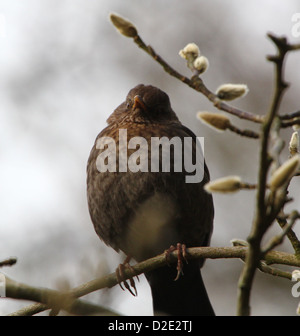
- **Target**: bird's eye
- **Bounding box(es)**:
[126,99,132,109]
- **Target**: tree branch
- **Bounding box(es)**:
[261,211,300,255]
[236,33,296,316]
[6,246,300,316]
[5,276,119,316]
[276,213,300,257]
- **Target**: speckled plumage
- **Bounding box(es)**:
[87,84,215,315]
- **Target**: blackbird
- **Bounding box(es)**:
[87,84,214,316]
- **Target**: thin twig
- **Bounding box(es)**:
[0,257,17,268]
[258,262,292,280]
[227,124,260,139]
[276,211,300,257]
[280,110,300,120]
[261,211,300,255]
[132,35,264,124]
[281,118,300,128]
[287,43,300,51]
[5,276,119,316]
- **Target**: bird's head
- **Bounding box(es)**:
[107,84,179,124]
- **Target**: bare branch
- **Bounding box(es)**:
[236,32,297,316]
[280,110,300,120]
[5,276,119,316]
[276,212,300,257]
[7,246,300,316]
[261,211,300,255]
[258,262,293,280]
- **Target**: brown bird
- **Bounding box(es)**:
[87,84,214,316]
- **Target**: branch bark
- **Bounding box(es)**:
[6,246,300,316]
[5,276,119,316]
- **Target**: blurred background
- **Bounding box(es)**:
[1,0,300,316]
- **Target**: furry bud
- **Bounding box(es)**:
[110,13,138,38]
[216,84,249,101]
[204,176,242,193]
[197,111,230,131]
[193,56,209,74]
[270,155,300,191]
[179,43,200,59]
[179,43,200,70]
[289,132,299,156]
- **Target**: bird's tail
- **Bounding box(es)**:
[145,261,214,316]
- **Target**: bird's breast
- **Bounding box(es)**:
[124,192,179,261]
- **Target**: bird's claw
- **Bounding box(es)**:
[116,256,139,296]
[164,243,188,281]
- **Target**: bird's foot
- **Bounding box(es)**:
[164,243,188,281]
[116,255,139,296]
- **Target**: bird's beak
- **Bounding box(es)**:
[133,95,148,112]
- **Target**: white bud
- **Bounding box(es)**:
[179,43,200,70]
[270,155,300,191]
[216,84,249,101]
[292,270,300,281]
[179,43,200,59]
[193,56,209,74]
[289,132,299,156]
[204,176,242,193]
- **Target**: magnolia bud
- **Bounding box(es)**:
[110,13,138,38]
[289,132,299,156]
[216,84,249,101]
[292,270,300,281]
[193,56,209,74]
[179,43,200,59]
[197,111,230,131]
[179,43,200,70]
[270,155,300,191]
[204,176,242,193]
[230,239,248,247]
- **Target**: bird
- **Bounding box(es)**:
[86,84,214,316]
